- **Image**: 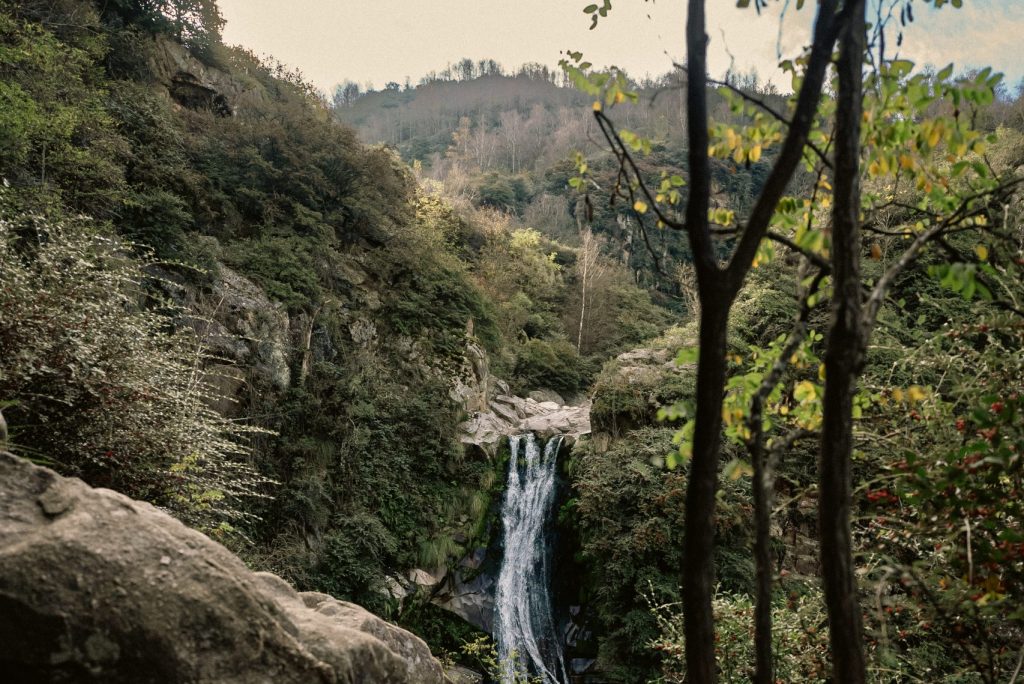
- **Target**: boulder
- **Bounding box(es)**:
[460,395,592,456]
[527,389,565,405]
[0,452,444,683]
[445,665,485,684]
[183,264,291,397]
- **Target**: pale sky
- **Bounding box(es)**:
[217,0,1024,96]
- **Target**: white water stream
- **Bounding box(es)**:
[494,434,568,684]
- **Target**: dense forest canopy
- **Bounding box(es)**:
[1,0,1023,682]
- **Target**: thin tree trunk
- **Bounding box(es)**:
[752,430,774,684]
[683,296,728,684]
[577,234,589,353]
[299,303,323,385]
[819,2,867,682]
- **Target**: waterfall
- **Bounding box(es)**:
[494,434,568,684]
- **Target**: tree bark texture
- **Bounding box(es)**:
[819,2,868,682]
[683,297,729,684]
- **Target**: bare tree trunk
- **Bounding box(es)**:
[683,295,729,684]
[819,2,867,682]
[752,430,774,684]
[299,303,323,386]
[577,232,590,353]
[575,228,605,353]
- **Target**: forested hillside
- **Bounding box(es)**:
[2,0,1024,683]
[0,0,664,613]
[337,27,1024,684]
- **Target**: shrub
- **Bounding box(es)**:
[0,211,268,535]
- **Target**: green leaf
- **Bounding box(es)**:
[676,346,700,365]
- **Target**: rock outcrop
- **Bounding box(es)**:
[0,453,445,683]
[148,36,267,115]
[460,394,591,457]
[589,334,696,441]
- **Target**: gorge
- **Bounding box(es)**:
[2,1,1023,682]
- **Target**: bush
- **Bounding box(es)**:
[567,428,755,681]
[512,337,589,396]
[0,212,268,535]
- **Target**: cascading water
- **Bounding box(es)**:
[494,434,568,684]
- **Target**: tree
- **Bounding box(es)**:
[102,0,224,58]
[574,227,608,352]
[818,2,868,680]
[565,3,848,680]
[567,1,1020,682]
[332,80,361,108]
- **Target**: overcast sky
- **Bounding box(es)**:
[217,0,1024,96]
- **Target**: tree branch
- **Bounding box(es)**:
[723,2,843,296]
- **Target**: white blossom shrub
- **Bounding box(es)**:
[0,212,270,536]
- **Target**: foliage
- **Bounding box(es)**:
[568,427,754,681]
[512,338,590,397]
[100,0,225,61]
[460,635,543,684]
[0,211,269,535]
[650,587,831,683]
[0,8,127,218]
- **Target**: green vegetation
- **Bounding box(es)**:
[0,210,268,535]
[2,1,1024,682]
[0,0,669,632]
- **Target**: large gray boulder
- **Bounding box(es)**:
[0,453,445,683]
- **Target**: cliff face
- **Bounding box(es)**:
[0,452,445,683]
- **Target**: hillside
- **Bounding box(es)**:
[0,1,672,674]
[3,2,1024,683]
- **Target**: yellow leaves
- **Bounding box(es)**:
[725,127,739,149]
[890,385,930,405]
[927,122,942,148]
[614,91,625,104]
[749,144,762,162]
[975,244,989,261]
[633,200,648,214]
[721,405,745,427]
[818,363,826,381]
[899,154,915,171]
[725,458,754,481]
[709,207,736,228]
[794,380,817,403]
